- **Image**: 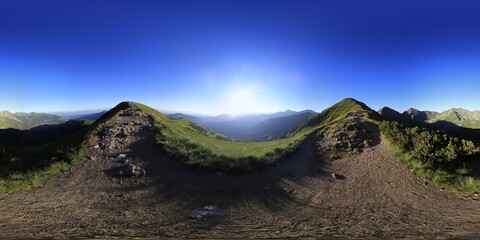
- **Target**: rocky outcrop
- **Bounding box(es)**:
[319,112,376,158]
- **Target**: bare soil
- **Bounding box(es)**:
[1,109,480,239]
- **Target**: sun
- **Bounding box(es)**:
[222,82,259,114]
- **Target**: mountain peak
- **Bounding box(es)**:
[333,98,376,114]
[405,107,421,115]
[290,98,378,134]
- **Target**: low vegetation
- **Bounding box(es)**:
[0,104,125,192]
[0,130,91,192]
[135,103,315,173]
[0,98,388,191]
[379,120,480,193]
[132,98,373,173]
[290,98,380,136]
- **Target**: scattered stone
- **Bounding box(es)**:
[93,145,100,149]
[189,206,225,220]
[264,186,270,191]
[87,156,95,161]
[117,164,146,177]
[331,173,345,180]
[118,153,127,158]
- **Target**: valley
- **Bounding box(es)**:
[1,99,480,238]
[3,1,480,238]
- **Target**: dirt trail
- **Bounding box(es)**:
[1,108,480,238]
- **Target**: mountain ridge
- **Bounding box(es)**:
[0,111,67,130]
[378,106,480,129]
[168,109,317,141]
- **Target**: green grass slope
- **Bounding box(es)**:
[379,120,480,193]
[0,103,129,192]
[0,111,67,130]
[289,98,380,136]
[135,98,379,173]
[0,98,386,191]
[134,103,311,173]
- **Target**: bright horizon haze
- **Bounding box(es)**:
[1,0,480,115]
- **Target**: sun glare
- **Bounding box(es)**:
[222,82,260,114]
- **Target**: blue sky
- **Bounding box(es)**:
[1,0,480,114]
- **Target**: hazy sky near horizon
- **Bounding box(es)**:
[1,0,480,115]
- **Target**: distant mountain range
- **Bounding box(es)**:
[378,107,480,129]
[71,111,108,121]
[0,111,67,130]
[54,110,108,121]
[168,110,317,141]
[4,104,480,140]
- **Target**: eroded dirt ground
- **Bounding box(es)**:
[1,108,480,239]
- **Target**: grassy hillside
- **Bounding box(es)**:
[379,120,480,193]
[169,111,316,141]
[135,98,377,173]
[0,111,67,130]
[289,98,380,136]
[0,103,129,192]
[134,103,311,172]
[0,99,384,191]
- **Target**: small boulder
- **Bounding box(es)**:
[117,163,146,177]
[331,173,345,180]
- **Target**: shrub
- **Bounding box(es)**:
[379,120,480,193]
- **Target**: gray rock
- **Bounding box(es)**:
[331,173,345,180]
[188,205,225,220]
[117,163,146,177]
